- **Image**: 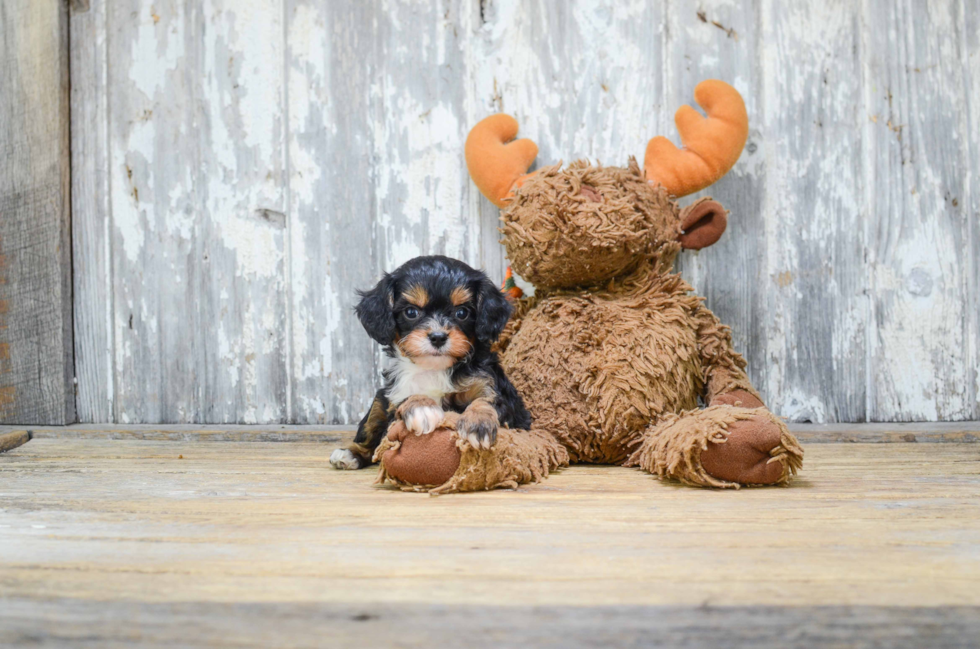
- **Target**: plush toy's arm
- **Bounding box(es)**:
[694,305,764,408]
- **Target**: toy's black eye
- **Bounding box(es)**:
[404,307,420,320]
[454,307,470,320]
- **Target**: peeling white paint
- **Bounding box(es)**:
[128,5,184,100]
[74,0,979,425]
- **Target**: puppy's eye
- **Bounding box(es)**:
[404,307,420,319]
[454,307,470,320]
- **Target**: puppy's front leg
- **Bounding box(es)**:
[457,398,499,450]
[397,395,445,436]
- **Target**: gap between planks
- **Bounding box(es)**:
[0,421,978,444]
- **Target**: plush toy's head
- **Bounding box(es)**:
[465,80,748,289]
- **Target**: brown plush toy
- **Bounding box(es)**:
[376,80,803,494]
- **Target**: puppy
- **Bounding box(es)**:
[329,256,532,470]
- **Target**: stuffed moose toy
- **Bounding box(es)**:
[375,80,804,494]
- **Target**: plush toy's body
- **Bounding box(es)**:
[376,80,803,493]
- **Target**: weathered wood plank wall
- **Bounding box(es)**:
[69,0,979,424]
[0,0,75,425]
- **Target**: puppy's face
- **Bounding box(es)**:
[355,256,512,370]
[392,280,474,370]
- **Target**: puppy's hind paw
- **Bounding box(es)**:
[330,448,365,470]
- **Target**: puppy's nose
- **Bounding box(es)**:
[428,331,449,348]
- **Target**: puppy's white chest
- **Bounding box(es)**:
[387,356,454,404]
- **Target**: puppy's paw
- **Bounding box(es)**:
[397,395,444,436]
[457,405,499,450]
[329,448,365,470]
[404,405,444,436]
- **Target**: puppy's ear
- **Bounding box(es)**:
[355,273,397,345]
[475,276,513,343]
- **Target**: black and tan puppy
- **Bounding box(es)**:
[329,256,532,470]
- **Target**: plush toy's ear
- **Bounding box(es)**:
[355,273,397,345]
[465,114,539,208]
[678,198,728,250]
[475,276,513,343]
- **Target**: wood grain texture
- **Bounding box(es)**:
[6,423,347,443]
[284,0,378,425]
[760,1,868,423]
[862,0,976,421]
[0,429,30,453]
[284,0,485,424]
[69,0,112,422]
[0,438,979,647]
[966,0,980,426]
[0,0,74,425]
[3,420,980,443]
[100,0,289,424]
[669,1,771,411]
[2,600,978,649]
[69,0,980,424]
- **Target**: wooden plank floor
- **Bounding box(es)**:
[1,434,979,647]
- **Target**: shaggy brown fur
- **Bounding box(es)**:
[501,160,679,289]
[377,155,804,493]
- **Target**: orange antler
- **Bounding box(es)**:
[644,80,748,197]
[465,114,538,208]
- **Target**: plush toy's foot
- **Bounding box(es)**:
[375,419,568,495]
[377,421,463,487]
[628,406,803,488]
[700,412,798,484]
